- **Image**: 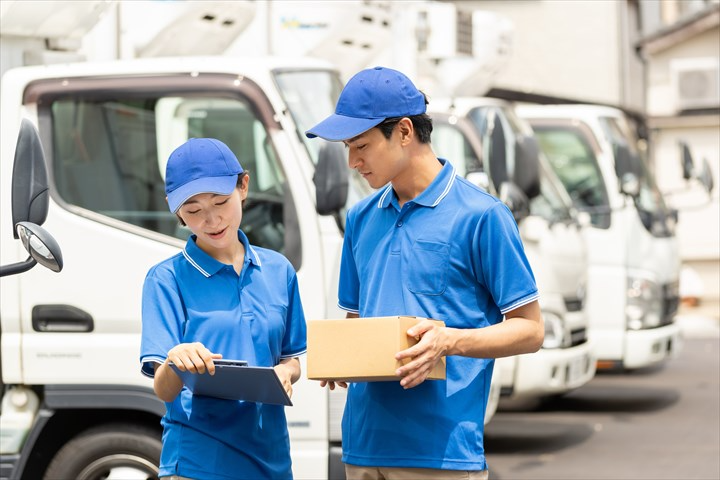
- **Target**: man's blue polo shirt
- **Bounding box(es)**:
[140,230,306,480]
[338,159,538,471]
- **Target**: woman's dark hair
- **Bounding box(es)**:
[376,92,433,144]
[176,171,249,226]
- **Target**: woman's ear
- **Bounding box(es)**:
[240,173,250,200]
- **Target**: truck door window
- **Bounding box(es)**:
[48,93,295,258]
[532,125,611,229]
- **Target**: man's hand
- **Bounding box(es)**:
[319,380,348,390]
[394,320,448,389]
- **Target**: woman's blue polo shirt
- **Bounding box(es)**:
[338,159,538,471]
[140,229,306,480]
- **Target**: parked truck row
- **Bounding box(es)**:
[1,55,713,480]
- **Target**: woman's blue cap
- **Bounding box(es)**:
[305,66,426,142]
[165,138,244,213]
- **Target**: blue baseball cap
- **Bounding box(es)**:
[306,66,426,142]
[165,138,244,213]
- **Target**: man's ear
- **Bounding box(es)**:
[398,117,414,145]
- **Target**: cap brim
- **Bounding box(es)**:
[305,113,384,142]
[167,174,238,213]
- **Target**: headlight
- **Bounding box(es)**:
[542,311,565,349]
[625,276,663,330]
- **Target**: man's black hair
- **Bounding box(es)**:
[376,92,433,143]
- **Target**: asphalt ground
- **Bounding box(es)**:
[485,311,720,480]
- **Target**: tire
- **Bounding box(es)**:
[43,423,161,480]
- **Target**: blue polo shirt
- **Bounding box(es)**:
[338,159,538,471]
[140,230,306,480]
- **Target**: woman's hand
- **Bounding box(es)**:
[275,358,301,399]
[166,342,222,375]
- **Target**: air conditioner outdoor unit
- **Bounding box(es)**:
[671,58,720,111]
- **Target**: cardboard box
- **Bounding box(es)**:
[307,316,446,382]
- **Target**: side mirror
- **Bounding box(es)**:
[697,158,714,194]
[680,141,694,180]
[12,119,50,238]
[614,144,641,197]
[487,112,509,192]
[498,181,530,223]
[314,142,349,215]
[513,135,541,200]
[0,222,63,277]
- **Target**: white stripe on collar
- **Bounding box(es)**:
[376,184,394,208]
[431,166,457,207]
[182,249,210,278]
[376,165,457,209]
[248,245,262,266]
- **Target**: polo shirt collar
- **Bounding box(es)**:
[182,229,262,278]
[378,158,456,209]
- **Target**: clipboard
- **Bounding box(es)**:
[169,359,292,406]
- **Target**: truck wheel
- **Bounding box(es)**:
[43,423,161,480]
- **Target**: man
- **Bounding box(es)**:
[306,66,544,480]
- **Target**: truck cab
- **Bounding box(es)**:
[517,104,683,370]
[429,97,596,402]
[0,56,366,480]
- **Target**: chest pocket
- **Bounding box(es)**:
[406,240,449,295]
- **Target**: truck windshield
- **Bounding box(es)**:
[531,124,611,229]
[273,69,373,218]
[40,76,301,265]
[598,116,674,237]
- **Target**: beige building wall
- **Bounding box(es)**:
[646,27,720,116]
[456,1,627,106]
[644,19,720,302]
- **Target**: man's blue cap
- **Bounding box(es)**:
[305,66,426,142]
[165,138,244,213]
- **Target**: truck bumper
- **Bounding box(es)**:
[509,341,596,398]
[623,323,682,370]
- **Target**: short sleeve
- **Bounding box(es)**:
[139,265,186,378]
[338,209,360,314]
[280,266,307,358]
[477,202,539,314]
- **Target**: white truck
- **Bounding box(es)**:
[516,104,708,370]
[0,54,504,480]
[429,98,596,402]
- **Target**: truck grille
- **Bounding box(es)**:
[662,281,680,325]
[570,328,587,347]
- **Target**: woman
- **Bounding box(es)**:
[140,137,307,480]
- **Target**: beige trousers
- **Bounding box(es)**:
[345,465,490,480]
